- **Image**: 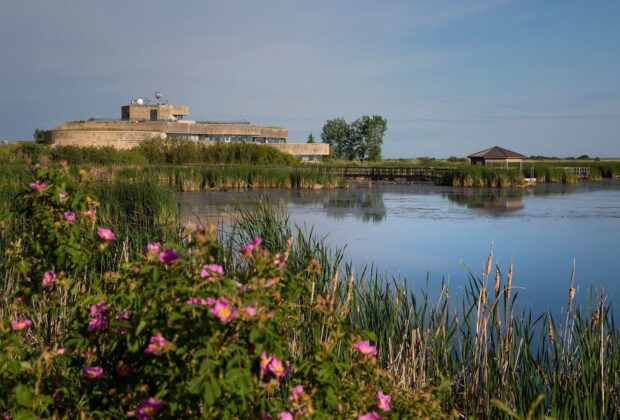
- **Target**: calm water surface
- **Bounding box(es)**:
[177,181,620,314]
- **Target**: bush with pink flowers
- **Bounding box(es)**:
[0,164,450,418]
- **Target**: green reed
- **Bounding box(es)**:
[221,202,620,419]
[107,165,347,190]
[1,169,619,418]
[438,166,526,187]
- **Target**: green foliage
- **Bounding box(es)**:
[321,116,388,161]
[0,164,449,418]
[136,138,298,166]
[34,128,46,144]
[307,133,315,144]
[321,117,350,159]
[439,165,525,187]
[10,139,298,166]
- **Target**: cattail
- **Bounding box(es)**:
[485,243,494,276]
[506,261,513,300]
[329,270,339,305]
[494,267,501,297]
[341,271,355,315]
[548,318,555,343]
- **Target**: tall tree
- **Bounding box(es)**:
[321,115,387,161]
[350,115,387,161]
[307,132,315,143]
[34,128,46,144]
[320,118,349,159]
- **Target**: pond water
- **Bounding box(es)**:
[177,181,620,315]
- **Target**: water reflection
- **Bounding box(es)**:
[176,181,620,315]
[177,188,387,225]
[444,189,526,216]
[320,190,386,222]
[178,182,618,226]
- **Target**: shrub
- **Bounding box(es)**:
[0,164,449,418]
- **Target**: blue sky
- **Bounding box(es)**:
[1,0,619,157]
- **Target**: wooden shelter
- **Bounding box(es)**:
[468,146,526,169]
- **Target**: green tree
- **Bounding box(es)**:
[33,128,46,144]
[320,118,349,159]
[350,115,388,161]
[307,132,315,143]
[321,115,387,161]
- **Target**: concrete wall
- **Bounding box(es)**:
[121,104,190,121]
[51,120,287,139]
[47,129,165,149]
[268,143,330,156]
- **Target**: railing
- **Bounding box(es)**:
[562,167,590,179]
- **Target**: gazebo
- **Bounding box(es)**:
[467,146,526,169]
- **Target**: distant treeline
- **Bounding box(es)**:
[1,138,299,166]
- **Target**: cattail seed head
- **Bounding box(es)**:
[506,262,513,300]
[486,243,494,276]
[494,267,501,297]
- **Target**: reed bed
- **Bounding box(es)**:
[1,169,619,417]
[98,165,347,191]
[438,166,525,187]
[219,203,620,418]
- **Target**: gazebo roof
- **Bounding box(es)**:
[467,146,526,159]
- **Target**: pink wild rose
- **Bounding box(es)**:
[158,248,180,264]
[64,211,76,223]
[145,332,170,355]
[244,304,257,317]
[200,263,224,279]
[11,318,32,331]
[260,352,271,374]
[97,227,116,242]
[278,412,293,420]
[83,366,104,379]
[358,413,381,420]
[89,300,109,317]
[376,390,392,412]
[87,316,107,332]
[135,397,163,420]
[289,385,304,401]
[42,270,57,287]
[240,237,262,255]
[145,242,161,256]
[186,297,210,305]
[353,340,377,357]
[29,180,48,191]
[116,310,132,320]
[268,356,287,378]
[209,298,237,323]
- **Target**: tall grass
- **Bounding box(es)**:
[219,202,620,418]
[439,166,525,187]
[101,165,346,190]
[2,173,618,417]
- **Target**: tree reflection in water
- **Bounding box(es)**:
[443,188,527,216]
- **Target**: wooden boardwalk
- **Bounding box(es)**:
[321,166,452,181]
[307,166,592,181]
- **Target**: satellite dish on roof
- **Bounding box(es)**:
[155,91,162,100]
[136,98,144,105]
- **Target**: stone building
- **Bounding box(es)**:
[45,101,329,161]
